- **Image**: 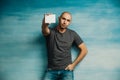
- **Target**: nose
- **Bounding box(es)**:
[64,20,67,24]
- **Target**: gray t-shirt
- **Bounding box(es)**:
[45,27,83,70]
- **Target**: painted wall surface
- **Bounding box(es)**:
[0,0,120,80]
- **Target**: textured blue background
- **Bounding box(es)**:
[0,0,120,80]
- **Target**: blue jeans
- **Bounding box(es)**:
[43,69,74,80]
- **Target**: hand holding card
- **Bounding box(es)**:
[45,14,56,24]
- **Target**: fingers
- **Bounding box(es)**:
[42,14,51,25]
[42,17,49,26]
[65,64,74,71]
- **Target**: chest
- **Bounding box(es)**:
[54,31,74,47]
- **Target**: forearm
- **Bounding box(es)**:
[65,43,88,71]
[41,18,50,36]
[72,50,87,67]
[65,49,87,71]
[72,43,88,67]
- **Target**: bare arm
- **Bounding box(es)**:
[41,17,50,36]
[65,43,88,70]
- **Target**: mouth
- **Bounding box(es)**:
[61,24,66,27]
[60,25,67,29]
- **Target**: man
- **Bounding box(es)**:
[42,12,88,80]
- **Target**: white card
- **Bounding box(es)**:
[45,14,56,23]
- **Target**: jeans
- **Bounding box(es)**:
[43,69,74,80]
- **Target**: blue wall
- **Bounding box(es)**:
[0,0,120,80]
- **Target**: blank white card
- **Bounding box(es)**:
[45,14,56,23]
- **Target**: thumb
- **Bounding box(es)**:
[65,66,68,70]
[65,66,69,70]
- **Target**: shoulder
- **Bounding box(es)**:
[67,28,78,35]
[67,28,75,33]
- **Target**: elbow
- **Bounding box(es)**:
[78,43,88,55]
[85,49,88,55]
[83,47,88,56]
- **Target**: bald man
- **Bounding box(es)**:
[42,12,88,80]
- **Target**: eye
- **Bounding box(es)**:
[67,19,70,22]
[62,17,66,20]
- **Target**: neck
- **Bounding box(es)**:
[57,26,67,33]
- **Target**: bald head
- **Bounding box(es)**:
[60,12,72,19]
[58,12,72,29]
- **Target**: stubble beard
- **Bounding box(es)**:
[59,24,67,30]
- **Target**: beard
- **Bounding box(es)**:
[60,24,68,29]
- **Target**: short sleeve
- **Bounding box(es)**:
[73,31,83,46]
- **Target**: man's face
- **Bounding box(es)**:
[59,13,72,29]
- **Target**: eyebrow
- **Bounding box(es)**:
[62,17,71,22]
